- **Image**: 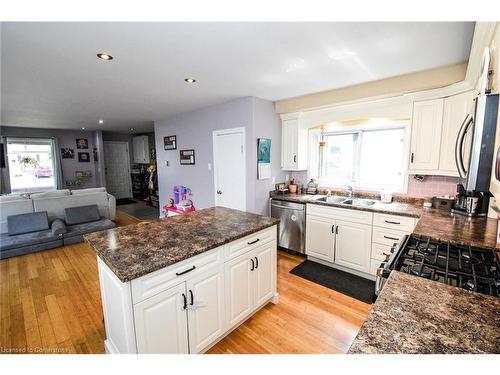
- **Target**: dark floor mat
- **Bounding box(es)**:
[116,198,138,206]
[290,260,376,304]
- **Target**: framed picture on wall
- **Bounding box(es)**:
[78,152,90,162]
[76,138,88,149]
[179,149,195,165]
[61,148,74,159]
[164,135,177,150]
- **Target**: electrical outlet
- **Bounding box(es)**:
[208,163,212,171]
[271,177,275,185]
[285,174,289,182]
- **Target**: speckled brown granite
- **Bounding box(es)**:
[270,192,421,218]
[414,208,500,250]
[84,206,279,282]
[348,271,500,354]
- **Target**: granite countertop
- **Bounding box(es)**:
[348,271,500,354]
[270,192,421,218]
[84,206,279,282]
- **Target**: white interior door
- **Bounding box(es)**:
[213,128,246,211]
[103,141,132,199]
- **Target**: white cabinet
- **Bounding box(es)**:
[305,214,335,262]
[281,113,308,171]
[409,98,444,172]
[334,220,372,273]
[438,91,475,175]
[186,266,225,354]
[408,91,474,176]
[134,282,189,354]
[224,240,276,328]
[132,135,150,164]
[98,225,278,354]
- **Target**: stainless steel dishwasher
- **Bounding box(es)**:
[270,199,305,254]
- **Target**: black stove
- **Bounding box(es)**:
[378,234,500,298]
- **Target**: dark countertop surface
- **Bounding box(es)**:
[84,206,279,282]
[348,271,500,354]
[271,192,499,250]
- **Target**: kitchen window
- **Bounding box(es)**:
[311,122,409,192]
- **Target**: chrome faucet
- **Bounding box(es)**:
[347,185,353,199]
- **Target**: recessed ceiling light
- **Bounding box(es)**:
[97,53,113,61]
[98,119,104,124]
[184,78,196,84]
[81,127,86,130]
[130,128,134,131]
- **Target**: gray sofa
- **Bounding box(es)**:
[0,188,116,259]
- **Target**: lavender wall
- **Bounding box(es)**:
[154,97,285,215]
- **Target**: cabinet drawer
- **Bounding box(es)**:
[306,204,372,225]
[224,226,276,261]
[369,259,383,276]
[132,247,223,304]
[371,243,394,261]
[373,213,416,232]
[372,226,408,247]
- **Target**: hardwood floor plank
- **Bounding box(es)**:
[0,208,370,354]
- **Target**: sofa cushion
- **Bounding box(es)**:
[7,211,49,236]
[65,218,116,238]
[51,219,67,235]
[65,204,100,225]
[71,187,106,195]
[0,199,34,234]
[33,192,110,221]
[0,229,60,251]
[29,190,71,199]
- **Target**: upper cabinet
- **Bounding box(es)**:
[133,135,150,164]
[408,91,475,176]
[281,113,308,171]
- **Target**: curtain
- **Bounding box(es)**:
[51,137,64,189]
[0,136,12,194]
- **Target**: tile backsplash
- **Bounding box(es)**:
[290,171,459,199]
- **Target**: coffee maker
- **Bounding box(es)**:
[451,93,498,217]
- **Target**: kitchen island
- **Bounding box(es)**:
[348,271,500,354]
[85,206,279,354]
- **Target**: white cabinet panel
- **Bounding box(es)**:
[224,253,254,328]
[187,267,225,353]
[253,242,275,307]
[305,214,335,262]
[439,91,475,174]
[409,98,444,171]
[134,282,189,354]
[281,115,308,171]
[334,220,372,273]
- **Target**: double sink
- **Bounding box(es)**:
[314,195,376,207]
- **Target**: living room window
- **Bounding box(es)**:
[310,121,409,193]
[6,137,58,193]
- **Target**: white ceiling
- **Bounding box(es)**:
[1,22,474,133]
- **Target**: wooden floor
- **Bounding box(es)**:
[0,210,371,354]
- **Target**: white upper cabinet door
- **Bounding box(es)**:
[334,220,372,273]
[253,242,275,308]
[305,214,335,262]
[281,118,299,170]
[133,282,189,354]
[438,91,475,175]
[224,253,254,328]
[409,98,444,171]
[186,267,225,354]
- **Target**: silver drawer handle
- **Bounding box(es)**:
[384,220,400,225]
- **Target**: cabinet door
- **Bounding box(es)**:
[224,253,254,328]
[305,214,335,262]
[133,282,189,354]
[439,91,475,174]
[334,220,372,273]
[186,266,225,353]
[409,99,444,171]
[281,119,299,170]
[253,241,276,307]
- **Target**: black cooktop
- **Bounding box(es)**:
[390,235,500,297]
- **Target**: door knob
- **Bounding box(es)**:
[217,190,222,195]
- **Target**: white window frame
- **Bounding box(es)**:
[309,121,411,193]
